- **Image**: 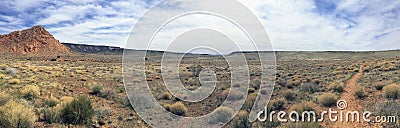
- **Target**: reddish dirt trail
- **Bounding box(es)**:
[331,66,366,128]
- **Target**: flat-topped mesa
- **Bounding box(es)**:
[0,25,70,55]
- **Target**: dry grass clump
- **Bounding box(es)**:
[383,84,400,100]
[0,100,37,128]
[20,85,40,100]
[8,78,20,84]
[0,92,11,105]
[45,95,60,107]
[318,92,338,107]
[289,101,317,114]
[209,106,234,124]
[56,96,74,109]
[168,102,188,116]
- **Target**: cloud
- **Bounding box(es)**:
[0,0,399,51]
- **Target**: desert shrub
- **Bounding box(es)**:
[233,111,251,128]
[277,122,322,128]
[332,85,344,93]
[285,80,294,88]
[233,83,241,88]
[118,86,125,93]
[289,101,316,113]
[20,85,40,100]
[374,100,400,127]
[0,100,37,128]
[243,92,258,111]
[312,79,320,85]
[8,78,20,84]
[91,85,102,95]
[374,82,385,90]
[251,80,261,90]
[164,103,171,111]
[300,83,318,93]
[4,67,17,76]
[42,108,61,124]
[227,90,244,101]
[328,82,344,93]
[99,88,116,99]
[61,96,94,125]
[270,98,286,110]
[248,88,256,93]
[318,92,338,107]
[222,89,244,101]
[282,90,295,101]
[259,88,269,95]
[293,79,301,86]
[288,101,317,121]
[383,84,400,100]
[0,92,10,105]
[209,106,234,124]
[169,102,188,116]
[45,96,60,107]
[59,96,74,105]
[354,87,366,99]
[162,91,172,100]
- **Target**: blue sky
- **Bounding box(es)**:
[1,0,400,51]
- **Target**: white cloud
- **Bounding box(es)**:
[1,0,400,51]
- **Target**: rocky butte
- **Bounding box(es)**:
[0,25,70,55]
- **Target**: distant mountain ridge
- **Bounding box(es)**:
[62,43,124,54]
[0,25,69,55]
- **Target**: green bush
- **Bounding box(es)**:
[318,92,338,107]
[42,108,61,124]
[0,100,37,128]
[383,84,400,100]
[61,96,94,125]
[91,85,102,95]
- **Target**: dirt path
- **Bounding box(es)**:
[331,66,365,128]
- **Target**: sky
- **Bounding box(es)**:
[1,0,400,51]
